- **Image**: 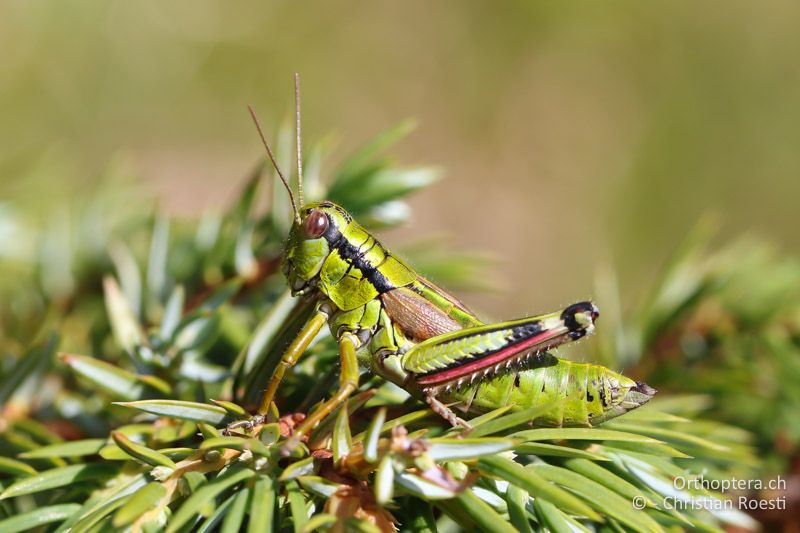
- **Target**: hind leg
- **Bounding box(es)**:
[424,392,472,430]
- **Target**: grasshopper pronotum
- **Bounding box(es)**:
[232,75,655,450]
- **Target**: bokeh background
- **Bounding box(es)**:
[1,4,800,528]
[2,0,799,318]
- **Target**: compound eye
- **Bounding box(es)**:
[304,210,329,238]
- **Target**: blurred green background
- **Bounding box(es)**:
[1,4,799,528]
[2,0,799,318]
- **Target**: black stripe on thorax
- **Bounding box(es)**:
[322,223,394,293]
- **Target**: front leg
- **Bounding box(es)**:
[225,308,328,436]
[257,307,329,415]
[281,331,360,455]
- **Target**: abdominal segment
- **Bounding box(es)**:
[437,355,656,427]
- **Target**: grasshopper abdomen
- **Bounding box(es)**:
[440,356,656,427]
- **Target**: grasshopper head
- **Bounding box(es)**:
[246,80,355,295]
[283,201,352,294]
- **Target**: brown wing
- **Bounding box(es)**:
[415,276,477,317]
[381,287,465,342]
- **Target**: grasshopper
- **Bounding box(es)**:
[233,76,655,448]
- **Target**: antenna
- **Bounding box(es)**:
[294,73,304,207]
[247,104,300,224]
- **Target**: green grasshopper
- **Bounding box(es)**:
[233,76,655,448]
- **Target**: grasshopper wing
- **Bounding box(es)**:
[381,278,484,342]
[402,302,598,388]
